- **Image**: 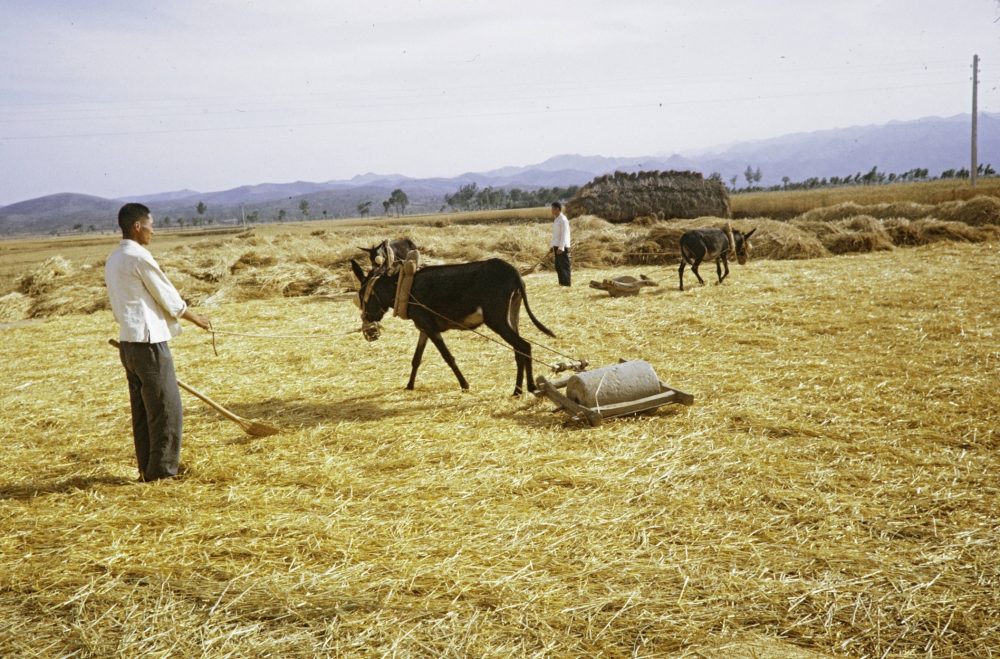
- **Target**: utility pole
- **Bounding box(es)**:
[971,54,979,188]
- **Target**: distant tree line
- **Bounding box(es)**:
[725,163,997,193]
[444,183,580,211]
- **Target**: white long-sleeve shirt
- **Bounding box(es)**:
[105,239,187,343]
[550,213,570,250]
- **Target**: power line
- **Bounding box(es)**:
[0,81,969,142]
[0,57,975,113]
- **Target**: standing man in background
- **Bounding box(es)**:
[550,201,571,286]
[105,203,212,482]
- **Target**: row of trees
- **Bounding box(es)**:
[139,159,1000,230]
[721,163,996,193]
[351,183,578,218]
[161,216,216,228]
[444,183,579,211]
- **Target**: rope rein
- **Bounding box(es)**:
[405,292,576,372]
[207,250,587,372]
[211,329,334,340]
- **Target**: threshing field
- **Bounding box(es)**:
[1,214,998,656]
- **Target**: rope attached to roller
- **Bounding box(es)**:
[406,291,587,373]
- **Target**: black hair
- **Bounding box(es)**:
[551,201,562,211]
[118,203,151,237]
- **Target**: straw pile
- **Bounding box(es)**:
[795,196,1000,227]
[732,179,1000,219]
[790,215,895,255]
[14,256,110,318]
[0,292,32,322]
[934,194,1000,226]
[565,170,731,223]
[881,217,1000,246]
[2,241,997,656]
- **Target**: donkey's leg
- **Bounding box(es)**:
[407,331,429,390]
[718,255,730,284]
[691,256,706,286]
[487,317,534,395]
[505,293,527,394]
[678,260,687,291]
[427,330,470,390]
[507,291,522,332]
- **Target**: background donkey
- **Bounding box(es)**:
[351,258,555,396]
[358,238,418,270]
[678,226,757,291]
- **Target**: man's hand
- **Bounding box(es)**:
[182,309,212,331]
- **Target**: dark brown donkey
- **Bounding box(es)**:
[678,226,757,291]
[351,258,555,395]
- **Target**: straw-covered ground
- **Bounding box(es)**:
[3,195,999,325]
[1,226,997,655]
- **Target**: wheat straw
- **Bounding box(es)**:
[1,238,998,656]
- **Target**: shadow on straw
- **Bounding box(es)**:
[0,475,134,502]
[217,396,442,429]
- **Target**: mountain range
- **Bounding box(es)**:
[1,112,995,235]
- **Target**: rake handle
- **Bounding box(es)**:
[174,380,254,431]
[108,338,253,431]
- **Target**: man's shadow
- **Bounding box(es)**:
[205,387,494,437]
[0,475,134,502]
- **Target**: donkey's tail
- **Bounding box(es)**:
[517,277,556,338]
[679,242,696,266]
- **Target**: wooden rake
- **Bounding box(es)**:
[108,339,280,437]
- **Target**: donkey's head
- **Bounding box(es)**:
[732,228,757,265]
[357,240,395,271]
[350,259,390,341]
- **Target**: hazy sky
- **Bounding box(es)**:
[1,0,998,205]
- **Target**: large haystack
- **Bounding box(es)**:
[565,170,730,223]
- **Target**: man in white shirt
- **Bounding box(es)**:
[105,203,212,482]
[550,201,571,286]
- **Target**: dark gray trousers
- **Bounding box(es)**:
[119,341,183,481]
[554,248,572,286]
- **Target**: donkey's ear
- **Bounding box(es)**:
[350,259,366,283]
[744,228,757,240]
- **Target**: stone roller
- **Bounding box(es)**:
[565,360,662,409]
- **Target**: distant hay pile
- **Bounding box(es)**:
[797,195,1000,227]
[797,201,934,223]
[788,196,1000,252]
[0,292,31,322]
[571,215,632,267]
[565,170,730,223]
[882,217,1000,246]
[791,215,895,254]
[13,256,109,319]
[934,194,1000,226]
